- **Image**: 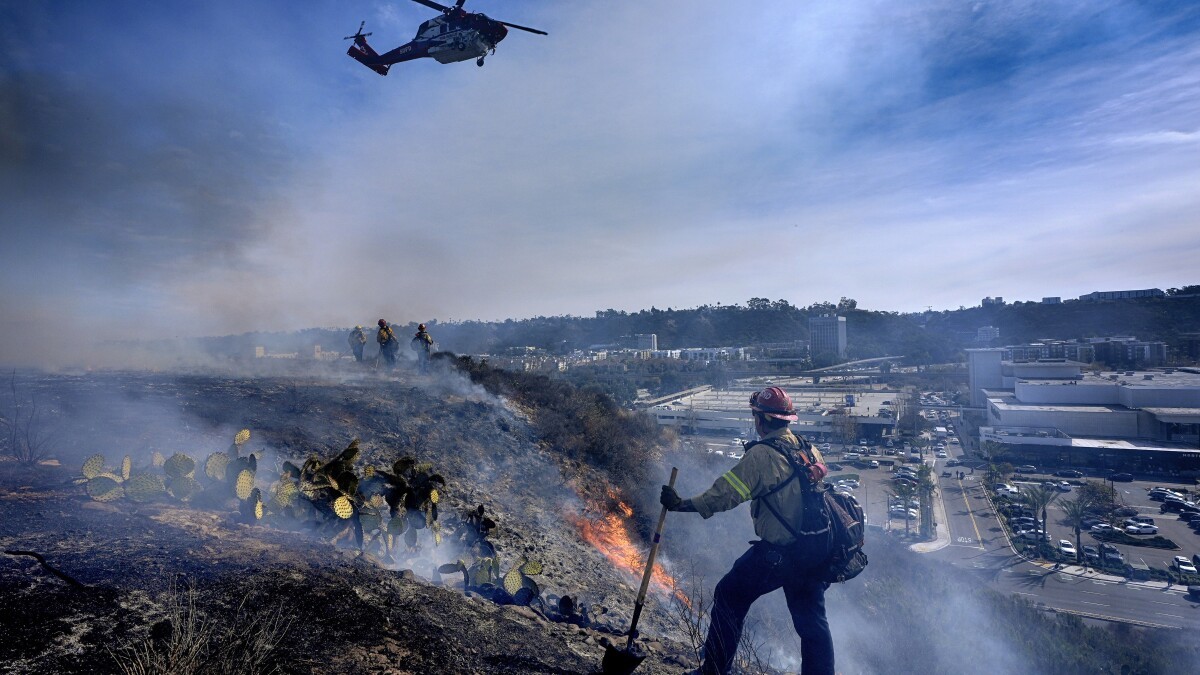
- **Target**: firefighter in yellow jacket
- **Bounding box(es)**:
[660,386,834,675]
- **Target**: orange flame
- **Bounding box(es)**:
[567,494,690,607]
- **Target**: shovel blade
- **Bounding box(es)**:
[601,643,645,675]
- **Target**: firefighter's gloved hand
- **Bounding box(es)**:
[660,485,696,512]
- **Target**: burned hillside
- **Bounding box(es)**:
[0,363,696,674]
[5,363,1200,674]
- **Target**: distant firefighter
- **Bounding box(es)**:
[411,323,434,374]
[377,319,399,369]
[348,325,367,362]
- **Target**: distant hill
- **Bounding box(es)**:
[180,292,1200,367]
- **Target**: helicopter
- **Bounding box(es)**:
[346,0,546,74]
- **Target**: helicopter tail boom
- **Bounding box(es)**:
[346,34,393,76]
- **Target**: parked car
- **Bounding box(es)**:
[836,479,860,489]
[1113,506,1139,517]
[1015,465,1038,474]
[1082,545,1100,562]
[1054,469,1084,478]
[1057,481,1072,492]
[1173,556,1198,574]
[946,458,960,466]
[1110,473,1134,482]
[1124,523,1158,535]
[1016,529,1050,542]
[1059,540,1077,557]
[1180,511,1200,524]
[936,451,948,458]
[1128,515,1155,525]
[1090,523,1116,534]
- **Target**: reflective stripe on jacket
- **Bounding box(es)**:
[689,428,824,546]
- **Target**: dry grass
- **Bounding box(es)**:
[112,580,292,675]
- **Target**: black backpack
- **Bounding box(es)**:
[755,438,868,584]
[819,486,868,583]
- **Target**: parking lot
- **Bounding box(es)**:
[1004,474,1200,574]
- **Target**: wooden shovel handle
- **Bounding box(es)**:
[626,467,678,648]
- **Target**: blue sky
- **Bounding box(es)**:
[2,1,1199,362]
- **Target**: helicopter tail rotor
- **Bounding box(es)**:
[343,21,373,41]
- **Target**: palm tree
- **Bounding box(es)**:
[1021,485,1061,555]
[1059,496,1093,566]
[915,464,937,538]
[888,481,919,535]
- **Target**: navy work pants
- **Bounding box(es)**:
[701,542,834,675]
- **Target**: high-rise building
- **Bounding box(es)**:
[634,333,658,350]
[809,315,847,360]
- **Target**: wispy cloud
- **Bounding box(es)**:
[2,0,1199,364]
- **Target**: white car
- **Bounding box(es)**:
[1172,556,1197,574]
[1059,540,1077,556]
[837,479,860,489]
[936,451,948,458]
[1124,523,1158,535]
[1090,523,1116,533]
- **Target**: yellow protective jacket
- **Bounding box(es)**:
[377,326,397,348]
[689,428,825,546]
[348,328,366,347]
[413,330,433,352]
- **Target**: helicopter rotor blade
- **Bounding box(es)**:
[455,0,467,7]
[498,20,547,36]
[343,20,372,40]
[410,0,452,13]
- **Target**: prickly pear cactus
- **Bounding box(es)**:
[332,495,354,519]
[125,474,166,502]
[163,453,195,480]
[151,451,165,468]
[120,455,132,481]
[167,476,201,501]
[81,454,105,479]
[234,469,256,501]
[271,481,299,509]
[234,429,251,446]
[240,487,264,522]
[204,452,229,481]
[86,475,124,502]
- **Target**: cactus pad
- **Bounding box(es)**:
[164,453,195,480]
[503,567,523,596]
[235,469,256,501]
[386,517,407,535]
[359,512,381,533]
[204,452,229,481]
[151,451,165,467]
[519,560,543,576]
[363,465,375,478]
[332,495,353,519]
[87,476,124,502]
[234,429,250,446]
[81,454,105,479]
[429,488,439,505]
[125,474,166,502]
[121,455,132,481]
[167,476,201,501]
[272,481,299,508]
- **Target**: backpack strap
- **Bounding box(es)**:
[749,438,831,539]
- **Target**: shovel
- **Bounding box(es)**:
[601,467,678,675]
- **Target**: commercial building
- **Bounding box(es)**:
[976,326,1000,342]
[1078,288,1165,302]
[809,315,847,359]
[653,385,898,439]
[634,334,658,350]
[970,355,1200,472]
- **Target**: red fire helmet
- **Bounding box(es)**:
[750,386,798,422]
[378,319,387,327]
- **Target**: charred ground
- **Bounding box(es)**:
[0,362,690,674]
